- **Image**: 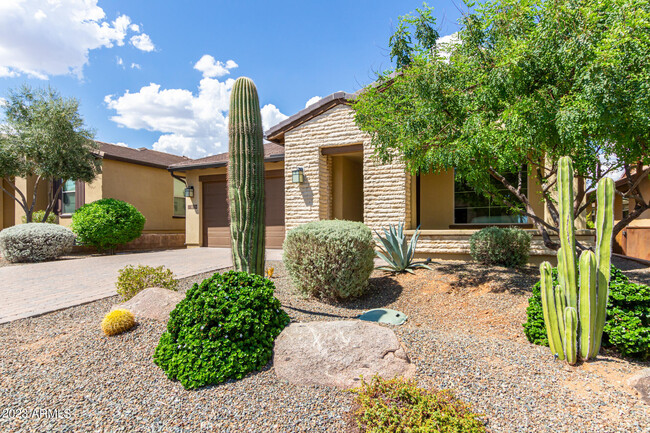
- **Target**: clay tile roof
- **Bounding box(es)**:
[167,142,285,171]
[97,141,190,169]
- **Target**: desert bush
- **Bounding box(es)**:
[21,210,57,224]
[524,265,650,359]
[116,265,178,301]
[469,226,531,267]
[283,220,376,299]
[71,198,145,252]
[349,376,486,432]
[0,223,74,262]
[154,271,290,389]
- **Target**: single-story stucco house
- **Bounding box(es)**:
[1,141,190,250]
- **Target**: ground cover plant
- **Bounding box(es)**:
[469,227,531,268]
[0,223,74,262]
[375,222,431,274]
[153,270,290,389]
[349,376,485,432]
[71,198,145,252]
[283,220,375,299]
[116,264,178,301]
[524,265,650,359]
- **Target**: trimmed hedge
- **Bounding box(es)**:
[71,198,145,252]
[469,226,531,267]
[283,220,376,299]
[523,265,650,359]
[0,223,74,262]
[154,271,289,389]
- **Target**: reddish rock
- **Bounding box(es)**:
[113,287,184,322]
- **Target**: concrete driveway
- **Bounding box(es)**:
[0,248,283,324]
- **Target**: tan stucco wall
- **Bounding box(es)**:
[11,175,49,225]
[283,104,409,232]
[181,161,284,247]
[331,155,363,221]
[629,175,650,227]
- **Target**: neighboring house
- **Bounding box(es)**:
[265,92,593,263]
[612,169,650,261]
[168,143,285,249]
[0,142,190,250]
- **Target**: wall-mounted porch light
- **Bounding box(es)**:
[292,167,304,184]
[183,186,194,198]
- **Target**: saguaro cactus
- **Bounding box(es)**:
[227,77,265,275]
[539,156,614,364]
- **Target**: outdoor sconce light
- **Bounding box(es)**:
[292,167,304,184]
[183,186,194,198]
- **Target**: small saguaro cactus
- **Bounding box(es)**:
[227,77,266,275]
[540,156,614,364]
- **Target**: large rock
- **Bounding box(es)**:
[628,369,650,405]
[112,287,184,322]
[273,320,416,389]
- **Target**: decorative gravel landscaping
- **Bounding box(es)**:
[1,259,649,432]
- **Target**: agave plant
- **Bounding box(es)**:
[375,222,431,274]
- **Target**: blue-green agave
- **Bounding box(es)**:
[375,222,431,274]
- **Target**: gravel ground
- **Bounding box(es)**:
[1,259,649,432]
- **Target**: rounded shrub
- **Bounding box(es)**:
[21,209,57,224]
[153,271,290,390]
[469,226,531,268]
[523,265,650,359]
[116,264,178,301]
[71,198,145,252]
[283,220,376,299]
[0,223,74,263]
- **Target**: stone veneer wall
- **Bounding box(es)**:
[283,104,410,232]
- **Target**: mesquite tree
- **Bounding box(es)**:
[0,85,101,222]
[227,77,265,275]
[353,0,650,250]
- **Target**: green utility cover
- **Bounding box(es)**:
[357,308,407,325]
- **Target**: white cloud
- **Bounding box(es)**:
[114,142,129,147]
[193,55,238,78]
[305,96,322,108]
[436,33,460,60]
[129,23,140,32]
[130,33,155,52]
[0,97,6,106]
[131,63,141,69]
[105,56,288,158]
[116,57,124,67]
[0,1,153,79]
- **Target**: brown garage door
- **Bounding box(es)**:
[202,170,285,248]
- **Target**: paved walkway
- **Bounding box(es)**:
[0,248,283,324]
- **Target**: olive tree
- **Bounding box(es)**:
[0,85,101,222]
[354,0,650,249]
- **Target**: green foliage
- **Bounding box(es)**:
[283,220,376,299]
[70,198,145,252]
[375,222,431,274]
[349,376,486,433]
[353,0,650,243]
[116,265,178,301]
[153,271,289,390]
[469,227,531,268]
[21,209,56,224]
[0,223,74,263]
[524,266,650,360]
[0,85,101,222]
[228,77,265,275]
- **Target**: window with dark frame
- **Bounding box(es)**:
[173,178,186,217]
[454,167,529,224]
[61,180,76,215]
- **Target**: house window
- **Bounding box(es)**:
[173,178,186,217]
[454,168,528,224]
[61,180,76,215]
[622,197,629,220]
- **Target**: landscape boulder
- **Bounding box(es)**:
[273,320,416,389]
[628,369,650,405]
[112,287,184,322]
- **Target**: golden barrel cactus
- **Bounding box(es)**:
[101,309,136,336]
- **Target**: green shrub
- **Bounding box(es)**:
[349,376,486,432]
[283,220,376,299]
[153,271,290,389]
[71,198,145,252]
[116,265,178,301]
[469,226,531,267]
[21,210,56,224]
[523,265,650,359]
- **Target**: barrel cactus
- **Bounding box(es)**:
[101,309,136,336]
[227,77,265,275]
[540,156,614,364]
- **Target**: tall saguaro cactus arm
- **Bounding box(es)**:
[227,77,266,275]
[538,156,614,365]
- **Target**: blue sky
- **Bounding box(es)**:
[0,1,466,158]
